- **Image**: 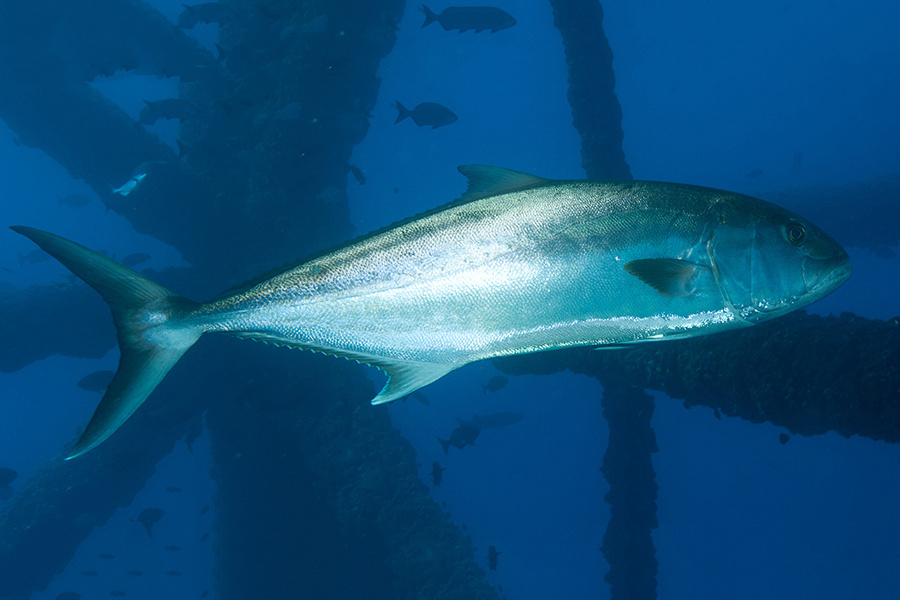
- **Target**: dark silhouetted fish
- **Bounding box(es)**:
[487,545,501,571]
[431,461,446,487]
[437,412,522,454]
[121,253,151,267]
[466,412,523,430]
[401,390,430,405]
[0,466,16,499]
[410,390,430,405]
[59,194,92,208]
[200,505,209,515]
[745,168,763,178]
[200,533,209,541]
[98,553,115,559]
[165,570,183,576]
[421,5,516,33]
[0,467,17,488]
[165,486,182,493]
[348,164,366,185]
[394,101,457,129]
[178,3,233,29]
[126,570,143,576]
[81,570,98,576]
[200,590,209,599]
[779,433,790,445]
[55,594,81,600]
[136,508,164,537]
[438,421,481,454]
[481,375,508,394]
[165,545,182,551]
[76,370,115,394]
[139,99,195,125]
[109,592,126,597]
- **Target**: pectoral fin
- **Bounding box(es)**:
[624,258,707,297]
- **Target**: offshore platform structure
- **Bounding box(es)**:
[0,1,898,599]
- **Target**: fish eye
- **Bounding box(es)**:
[786,222,806,245]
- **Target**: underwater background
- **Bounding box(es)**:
[1,1,899,599]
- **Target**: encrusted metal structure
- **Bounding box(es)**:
[0,1,895,599]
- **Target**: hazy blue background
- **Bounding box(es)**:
[1,1,899,599]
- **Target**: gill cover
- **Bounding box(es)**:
[708,207,850,322]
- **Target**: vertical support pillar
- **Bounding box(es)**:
[600,384,659,600]
[548,0,631,180]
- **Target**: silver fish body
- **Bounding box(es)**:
[12,165,850,457]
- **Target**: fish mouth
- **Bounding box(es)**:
[809,261,852,298]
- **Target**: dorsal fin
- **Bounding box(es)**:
[456,165,550,202]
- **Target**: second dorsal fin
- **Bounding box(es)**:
[456,165,550,202]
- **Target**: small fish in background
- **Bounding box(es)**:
[165,570,183,577]
[58,193,92,208]
[55,593,81,600]
[112,172,147,197]
[394,101,457,129]
[109,592,127,598]
[438,412,523,454]
[165,486,182,493]
[348,164,366,185]
[487,545,501,571]
[178,2,233,29]
[76,370,115,393]
[431,461,446,488]
[420,5,517,33]
[438,421,481,454]
[165,545,182,552]
[126,570,143,577]
[402,390,430,405]
[481,375,508,394]
[121,253,151,267]
[745,168,764,178]
[0,467,17,500]
[790,151,804,172]
[139,99,195,125]
[779,433,791,445]
[81,570,98,577]
[135,507,164,537]
[200,590,210,599]
[18,248,50,266]
[98,553,115,559]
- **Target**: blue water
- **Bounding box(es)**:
[1,1,899,599]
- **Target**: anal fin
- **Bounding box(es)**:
[370,358,458,404]
[230,332,457,404]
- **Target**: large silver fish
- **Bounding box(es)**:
[13,165,851,458]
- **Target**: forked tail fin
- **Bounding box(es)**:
[11,226,201,459]
[420,5,439,28]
